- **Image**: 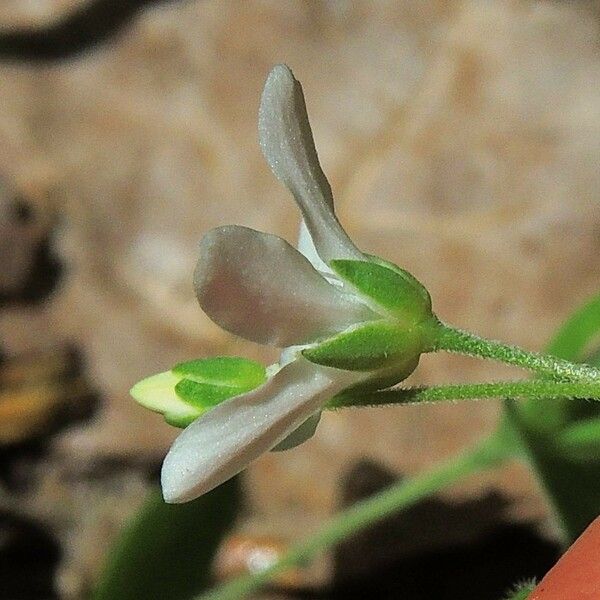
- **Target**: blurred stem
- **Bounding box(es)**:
[327,379,600,410]
[197,432,513,600]
[432,322,600,382]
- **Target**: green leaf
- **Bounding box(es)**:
[504,402,600,543]
[519,292,600,430]
[302,320,421,371]
[330,258,432,323]
[554,418,600,460]
[172,356,266,390]
[93,477,240,600]
[502,290,600,542]
[545,293,600,360]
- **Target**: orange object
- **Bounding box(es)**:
[530,517,600,599]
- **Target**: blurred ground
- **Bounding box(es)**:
[1,0,600,597]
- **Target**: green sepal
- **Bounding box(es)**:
[329,258,432,324]
[174,380,242,409]
[172,356,266,390]
[302,320,423,371]
[130,356,267,428]
[164,412,199,429]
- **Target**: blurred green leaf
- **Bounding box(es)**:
[556,417,600,457]
[502,291,600,541]
[545,294,600,360]
[93,477,240,600]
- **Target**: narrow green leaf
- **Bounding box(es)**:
[545,293,600,360]
[172,356,266,390]
[330,258,432,323]
[93,478,240,600]
[302,320,421,371]
[558,416,600,445]
[503,290,600,541]
[554,418,600,460]
[504,400,600,543]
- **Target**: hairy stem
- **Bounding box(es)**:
[432,322,600,382]
[327,380,600,410]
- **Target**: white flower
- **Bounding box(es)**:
[157,65,432,503]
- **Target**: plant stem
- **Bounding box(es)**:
[327,379,600,410]
[197,433,511,600]
[432,322,600,382]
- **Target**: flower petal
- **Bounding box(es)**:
[194,225,374,347]
[297,219,332,275]
[161,358,364,502]
[258,64,363,263]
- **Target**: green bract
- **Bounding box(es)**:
[130,357,267,428]
[330,258,432,325]
[302,320,423,371]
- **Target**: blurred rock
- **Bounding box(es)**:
[0,178,59,300]
[0,346,95,449]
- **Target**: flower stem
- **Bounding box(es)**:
[196,433,511,600]
[327,379,600,410]
[431,322,600,382]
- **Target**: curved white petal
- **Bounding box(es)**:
[297,219,332,275]
[194,225,374,347]
[258,64,364,263]
[161,358,364,503]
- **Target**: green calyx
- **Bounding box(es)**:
[171,356,266,389]
[302,320,424,373]
[303,258,434,377]
[130,356,267,428]
[330,257,432,325]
